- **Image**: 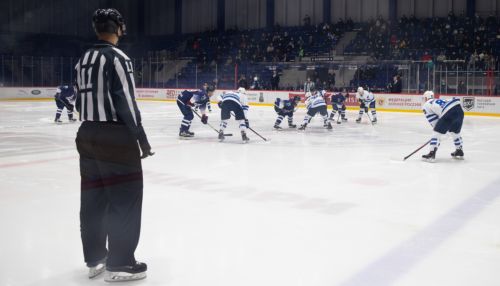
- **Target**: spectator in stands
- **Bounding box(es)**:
[238,75,248,89]
[298,47,304,62]
[458,80,467,94]
[327,70,336,90]
[389,75,402,93]
[304,77,315,93]
[271,70,280,90]
[303,14,311,27]
[251,75,261,90]
[436,51,447,62]
[440,79,448,93]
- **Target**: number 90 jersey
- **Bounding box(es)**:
[422,98,461,126]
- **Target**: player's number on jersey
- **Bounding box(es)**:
[435,99,446,108]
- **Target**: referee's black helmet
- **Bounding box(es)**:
[92,8,127,36]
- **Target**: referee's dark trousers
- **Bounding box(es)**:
[76,121,143,267]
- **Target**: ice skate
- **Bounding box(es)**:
[288,123,297,128]
[241,131,249,143]
[54,119,63,124]
[218,130,225,141]
[104,262,147,282]
[451,148,464,160]
[342,117,347,122]
[298,124,307,130]
[69,118,77,123]
[355,117,361,123]
[179,130,194,138]
[422,148,437,163]
[87,257,106,279]
[274,125,283,130]
[371,118,377,124]
[326,122,333,130]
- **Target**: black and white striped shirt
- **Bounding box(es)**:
[75,40,143,134]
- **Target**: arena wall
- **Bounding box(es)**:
[1,87,499,117]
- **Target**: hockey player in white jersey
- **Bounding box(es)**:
[217,88,250,142]
[421,90,465,162]
[355,87,377,124]
[298,89,333,130]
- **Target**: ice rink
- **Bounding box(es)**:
[1,100,500,286]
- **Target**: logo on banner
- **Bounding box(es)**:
[31,90,41,95]
[377,98,385,107]
[462,97,475,111]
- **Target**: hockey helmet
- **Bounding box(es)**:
[305,91,312,98]
[92,8,127,36]
[357,86,364,94]
[423,90,434,101]
[293,95,301,103]
[206,85,215,93]
[237,87,246,94]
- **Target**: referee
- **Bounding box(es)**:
[75,8,153,282]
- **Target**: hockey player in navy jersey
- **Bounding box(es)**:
[298,89,333,130]
[194,83,213,113]
[54,85,77,123]
[203,83,213,112]
[176,86,214,137]
[329,89,349,124]
[217,87,250,142]
[273,96,301,130]
[355,87,377,124]
[421,91,465,162]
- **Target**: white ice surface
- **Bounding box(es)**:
[1,101,500,286]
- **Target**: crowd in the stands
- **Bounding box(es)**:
[347,13,499,71]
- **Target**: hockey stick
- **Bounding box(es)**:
[403,140,432,161]
[191,107,233,136]
[247,126,268,141]
[231,112,268,142]
[178,99,232,136]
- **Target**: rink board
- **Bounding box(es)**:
[1,87,499,117]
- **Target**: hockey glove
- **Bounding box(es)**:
[217,101,222,108]
[245,119,250,128]
[201,114,208,124]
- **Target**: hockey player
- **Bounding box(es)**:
[203,83,213,112]
[329,89,349,124]
[194,83,213,112]
[298,89,333,130]
[421,90,464,162]
[217,87,250,142]
[355,87,377,124]
[273,96,301,130]
[54,84,77,123]
[176,86,214,137]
